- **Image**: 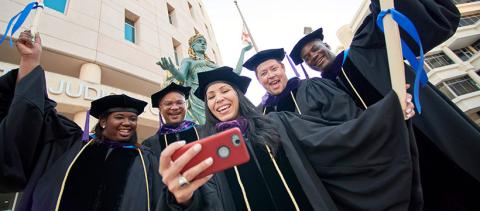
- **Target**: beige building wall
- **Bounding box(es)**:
[336,0,480,125]
[0,0,222,141]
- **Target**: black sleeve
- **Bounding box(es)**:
[272,92,420,210]
[299,78,361,122]
[0,66,81,192]
[352,0,460,54]
[156,179,222,211]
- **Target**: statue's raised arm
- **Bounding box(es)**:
[234,42,253,75]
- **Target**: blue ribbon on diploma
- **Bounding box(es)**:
[0,2,44,47]
[376,8,427,114]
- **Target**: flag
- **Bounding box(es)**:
[241,24,251,44]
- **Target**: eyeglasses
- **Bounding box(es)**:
[161,100,186,108]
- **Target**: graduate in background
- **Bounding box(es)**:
[243,48,415,119]
[0,30,164,211]
[289,0,480,210]
[143,83,200,156]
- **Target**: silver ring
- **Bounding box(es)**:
[178,175,190,187]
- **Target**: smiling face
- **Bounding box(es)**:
[206,82,240,122]
[255,59,288,96]
[101,111,138,142]
[191,36,207,54]
[300,39,336,72]
[159,91,186,125]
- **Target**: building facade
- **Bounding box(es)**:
[0,0,221,209]
[336,0,480,125]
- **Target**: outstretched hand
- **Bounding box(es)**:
[16,30,41,64]
[16,30,42,83]
[156,57,177,72]
[159,141,213,206]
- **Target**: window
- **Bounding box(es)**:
[443,75,480,97]
[44,0,68,13]
[124,10,139,43]
[437,83,456,100]
[472,39,480,52]
[188,2,195,19]
[124,19,135,43]
[454,47,476,61]
[437,76,480,99]
[172,38,182,66]
[459,13,480,27]
[425,52,454,69]
[453,0,480,4]
[167,3,176,26]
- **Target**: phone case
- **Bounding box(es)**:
[171,127,250,180]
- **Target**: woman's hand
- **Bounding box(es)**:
[159,141,213,206]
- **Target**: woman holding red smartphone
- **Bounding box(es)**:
[160,66,421,210]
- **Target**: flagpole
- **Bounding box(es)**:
[234,0,259,52]
[379,0,407,114]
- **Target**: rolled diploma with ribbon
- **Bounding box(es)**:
[379,0,407,112]
[30,0,44,42]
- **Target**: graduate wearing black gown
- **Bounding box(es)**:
[184,67,422,211]
[143,83,200,156]
[290,0,480,210]
[0,67,162,211]
[143,83,212,210]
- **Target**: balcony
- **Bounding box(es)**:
[454,0,480,4]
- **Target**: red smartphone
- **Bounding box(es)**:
[171,127,250,180]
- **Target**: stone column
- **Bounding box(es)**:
[442,46,464,65]
[79,63,101,84]
[75,63,101,132]
[467,69,480,85]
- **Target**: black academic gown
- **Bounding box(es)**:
[214,91,421,211]
[143,125,199,156]
[144,125,225,211]
[333,0,480,210]
[0,67,162,211]
[259,77,361,122]
[215,136,313,211]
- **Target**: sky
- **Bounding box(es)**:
[202,0,364,104]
